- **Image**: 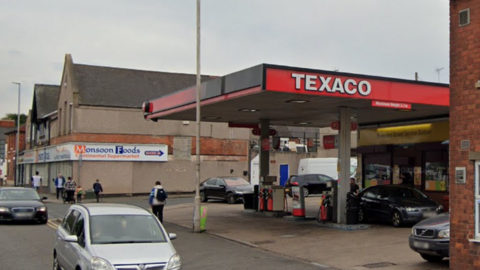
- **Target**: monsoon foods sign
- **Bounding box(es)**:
[73,144,168,162]
[19,143,168,163]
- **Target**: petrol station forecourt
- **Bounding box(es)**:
[143,63,449,224]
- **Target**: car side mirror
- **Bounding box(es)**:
[41,196,48,200]
[64,235,78,243]
[169,233,177,240]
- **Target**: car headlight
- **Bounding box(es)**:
[405,207,419,212]
[0,207,9,212]
[438,229,450,239]
[90,257,114,270]
[36,206,47,212]
[411,227,415,235]
[234,191,244,194]
[167,253,182,270]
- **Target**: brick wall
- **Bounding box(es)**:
[51,133,248,156]
[450,1,480,269]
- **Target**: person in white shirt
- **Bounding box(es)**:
[31,171,42,191]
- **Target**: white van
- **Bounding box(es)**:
[297,157,357,180]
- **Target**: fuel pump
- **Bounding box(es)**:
[267,187,273,211]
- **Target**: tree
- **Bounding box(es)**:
[2,113,27,126]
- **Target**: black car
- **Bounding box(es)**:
[284,174,335,197]
[0,187,48,224]
[357,185,443,227]
[409,212,449,262]
[200,177,254,204]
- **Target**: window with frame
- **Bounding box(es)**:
[62,210,80,235]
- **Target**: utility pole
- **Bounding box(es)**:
[12,82,21,186]
[193,0,202,233]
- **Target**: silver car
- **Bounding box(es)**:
[53,203,181,270]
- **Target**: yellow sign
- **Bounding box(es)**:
[358,122,449,146]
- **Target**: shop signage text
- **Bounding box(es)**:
[372,100,412,109]
[19,143,168,164]
[291,73,372,96]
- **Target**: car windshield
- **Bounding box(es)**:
[0,189,40,201]
[223,177,250,186]
[387,187,428,199]
[90,215,167,244]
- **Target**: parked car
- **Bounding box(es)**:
[200,176,254,204]
[0,187,48,224]
[357,185,443,227]
[53,203,181,270]
[284,174,335,197]
[409,212,449,262]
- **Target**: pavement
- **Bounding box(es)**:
[39,193,449,270]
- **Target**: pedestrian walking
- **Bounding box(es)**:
[76,185,83,203]
[64,177,77,204]
[149,181,168,223]
[93,179,103,203]
[31,171,42,192]
[53,173,66,200]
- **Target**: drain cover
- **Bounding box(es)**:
[361,262,396,268]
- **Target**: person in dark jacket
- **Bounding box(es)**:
[93,179,103,203]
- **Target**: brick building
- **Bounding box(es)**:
[0,120,16,181]
[20,54,253,195]
[449,1,480,269]
[4,125,26,185]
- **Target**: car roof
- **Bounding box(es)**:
[77,203,152,216]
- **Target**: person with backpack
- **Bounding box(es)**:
[149,181,168,223]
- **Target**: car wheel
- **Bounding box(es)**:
[226,193,237,204]
[420,253,444,262]
[358,208,367,223]
[53,253,61,270]
[200,191,208,202]
[303,188,309,197]
[392,210,403,227]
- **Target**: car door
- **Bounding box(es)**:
[202,178,216,198]
[306,175,324,194]
[57,209,80,270]
[360,186,380,218]
[216,179,228,199]
[375,187,391,220]
[69,213,91,270]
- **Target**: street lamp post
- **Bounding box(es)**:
[12,82,21,187]
[193,0,202,233]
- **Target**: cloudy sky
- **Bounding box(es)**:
[0,0,449,118]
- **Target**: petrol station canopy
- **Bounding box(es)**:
[143,64,449,128]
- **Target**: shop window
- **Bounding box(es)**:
[363,154,391,188]
[424,151,448,192]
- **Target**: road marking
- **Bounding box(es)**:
[47,220,59,230]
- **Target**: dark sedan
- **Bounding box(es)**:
[284,174,335,197]
[357,185,443,227]
[409,212,449,262]
[0,187,48,224]
[200,177,254,204]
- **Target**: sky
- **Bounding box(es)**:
[0,0,450,118]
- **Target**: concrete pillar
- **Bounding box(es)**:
[259,119,270,178]
[337,107,351,224]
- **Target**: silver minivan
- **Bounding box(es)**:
[53,203,181,270]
